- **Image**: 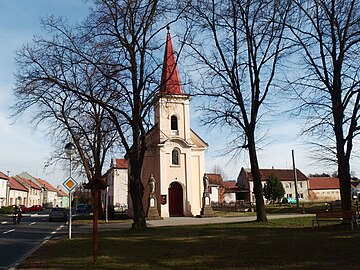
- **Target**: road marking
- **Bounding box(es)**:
[44,236,51,240]
[2,229,15,235]
[29,222,36,226]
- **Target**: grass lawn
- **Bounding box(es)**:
[17,217,359,270]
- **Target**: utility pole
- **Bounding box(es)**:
[292,150,300,209]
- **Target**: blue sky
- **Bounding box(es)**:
[0,1,340,186]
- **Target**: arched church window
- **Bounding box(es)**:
[172,149,180,165]
[171,115,178,134]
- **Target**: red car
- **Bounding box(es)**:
[26,205,44,212]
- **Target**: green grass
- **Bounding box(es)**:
[17,217,360,270]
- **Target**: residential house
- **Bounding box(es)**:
[18,172,45,205]
[236,167,309,204]
[223,181,237,203]
[308,177,341,201]
[7,176,28,206]
[206,173,223,203]
[36,178,58,207]
[104,158,128,209]
[14,175,42,206]
[56,187,69,207]
[0,171,8,207]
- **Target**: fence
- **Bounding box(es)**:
[211,200,252,212]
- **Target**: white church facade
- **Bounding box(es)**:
[107,30,208,218]
[140,30,208,217]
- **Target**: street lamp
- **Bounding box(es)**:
[64,142,76,239]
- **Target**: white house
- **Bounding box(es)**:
[140,30,208,218]
[14,175,42,206]
[0,171,8,207]
[236,167,309,203]
[104,158,128,210]
[206,173,223,203]
[36,178,58,207]
[7,176,28,206]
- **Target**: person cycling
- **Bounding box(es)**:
[13,205,22,224]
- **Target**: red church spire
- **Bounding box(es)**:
[160,27,183,95]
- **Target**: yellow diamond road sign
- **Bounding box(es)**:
[63,177,78,192]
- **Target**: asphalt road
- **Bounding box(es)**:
[0,213,67,270]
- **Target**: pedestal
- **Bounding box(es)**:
[147,196,162,220]
[199,192,216,218]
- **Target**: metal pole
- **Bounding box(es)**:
[292,150,300,209]
[69,156,72,240]
[105,187,109,222]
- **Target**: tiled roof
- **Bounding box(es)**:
[0,171,8,180]
[245,168,308,181]
[36,178,58,192]
[223,180,236,189]
[115,159,128,169]
[308,177,340,190]
[160,30,183,95]
[8,177,28,192]
[15,175,42,190]
[207,173,223,186]
[56,189,68,197]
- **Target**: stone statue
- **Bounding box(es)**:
[203,173,209,192]
[149,174,155,194]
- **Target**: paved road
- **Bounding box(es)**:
[0,213,67,270]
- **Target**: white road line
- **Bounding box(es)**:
[29,222,36,226]
[2,229,15,235]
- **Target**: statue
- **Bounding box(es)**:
[149,174,155,194]
[203,173,209,192]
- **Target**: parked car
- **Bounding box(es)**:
[76,204,88,214]
[49,207,68,222]
[26,205,44,212]
[114,204,128,213]
[286,197,297,204]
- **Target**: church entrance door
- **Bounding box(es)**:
[168,182,184,217]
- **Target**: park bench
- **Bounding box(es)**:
[312,210,359,230]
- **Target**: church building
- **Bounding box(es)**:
[141,30,208,217]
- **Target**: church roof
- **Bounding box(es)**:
[190,129,208,148]
[160,29,183,95]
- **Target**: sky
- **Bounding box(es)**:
[0,1,342,187]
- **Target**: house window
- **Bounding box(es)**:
[172,149,180,165]
[171,115,179,135]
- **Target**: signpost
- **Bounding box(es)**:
[63,177,78,240]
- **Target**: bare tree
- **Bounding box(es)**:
[287,0,360,211]
[13,0,183,229]
[13,43,118,183]
[183,0,292,221]
[211,165,228,181]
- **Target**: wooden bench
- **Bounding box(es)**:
[312,210,359,230]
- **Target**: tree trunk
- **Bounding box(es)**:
[332,82,352,211]
[128,153,146,229]
[248,134,267,222]
[337,155,352,211]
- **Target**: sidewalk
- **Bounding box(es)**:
[146,213,314,227]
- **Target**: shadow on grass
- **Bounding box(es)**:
[18,217,360,270]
